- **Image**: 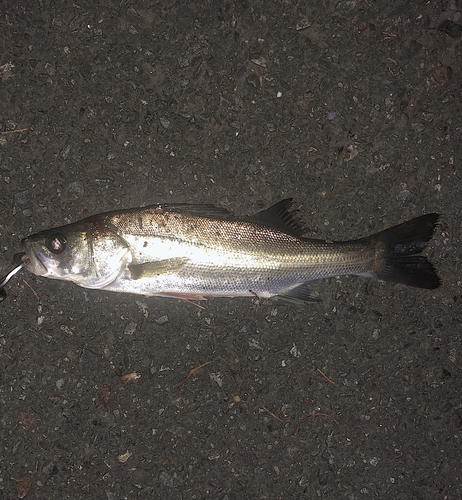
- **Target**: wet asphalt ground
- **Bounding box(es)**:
[1,1,461,498]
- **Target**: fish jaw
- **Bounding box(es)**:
[22,238,49,277]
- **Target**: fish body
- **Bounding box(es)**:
[22,200,440,303]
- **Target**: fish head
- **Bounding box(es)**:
[22,217,131,289]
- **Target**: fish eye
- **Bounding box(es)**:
[46,233,67,254]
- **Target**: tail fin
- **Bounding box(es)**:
[366,214,440,289]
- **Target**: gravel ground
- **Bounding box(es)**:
[1,1,461,499]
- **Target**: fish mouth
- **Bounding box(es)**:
[21,238,48,276]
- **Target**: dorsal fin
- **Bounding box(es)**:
[144,204,234,220]
[143,200,306,236]
[246,199,306,237]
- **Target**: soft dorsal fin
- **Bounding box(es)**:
[246,199,306,237]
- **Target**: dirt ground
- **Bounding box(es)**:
[1,1,461,498]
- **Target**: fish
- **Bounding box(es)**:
[21,199,440,304]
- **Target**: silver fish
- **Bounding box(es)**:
[21,200,440,303]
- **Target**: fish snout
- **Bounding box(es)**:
[21,238,48,276]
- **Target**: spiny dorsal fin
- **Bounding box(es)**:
[144,204,234,220]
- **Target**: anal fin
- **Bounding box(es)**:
[276,282,321,304]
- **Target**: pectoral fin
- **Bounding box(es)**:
[129,257,190,279]
[160,292,208,302]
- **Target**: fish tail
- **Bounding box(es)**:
[365,213,440,289]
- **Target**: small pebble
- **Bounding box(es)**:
[159,117,170,129]
[124,321,137,335]
[438,19,462,38]
[246,74,260,88]
[313,158,326,171]
[155,315,168,325]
